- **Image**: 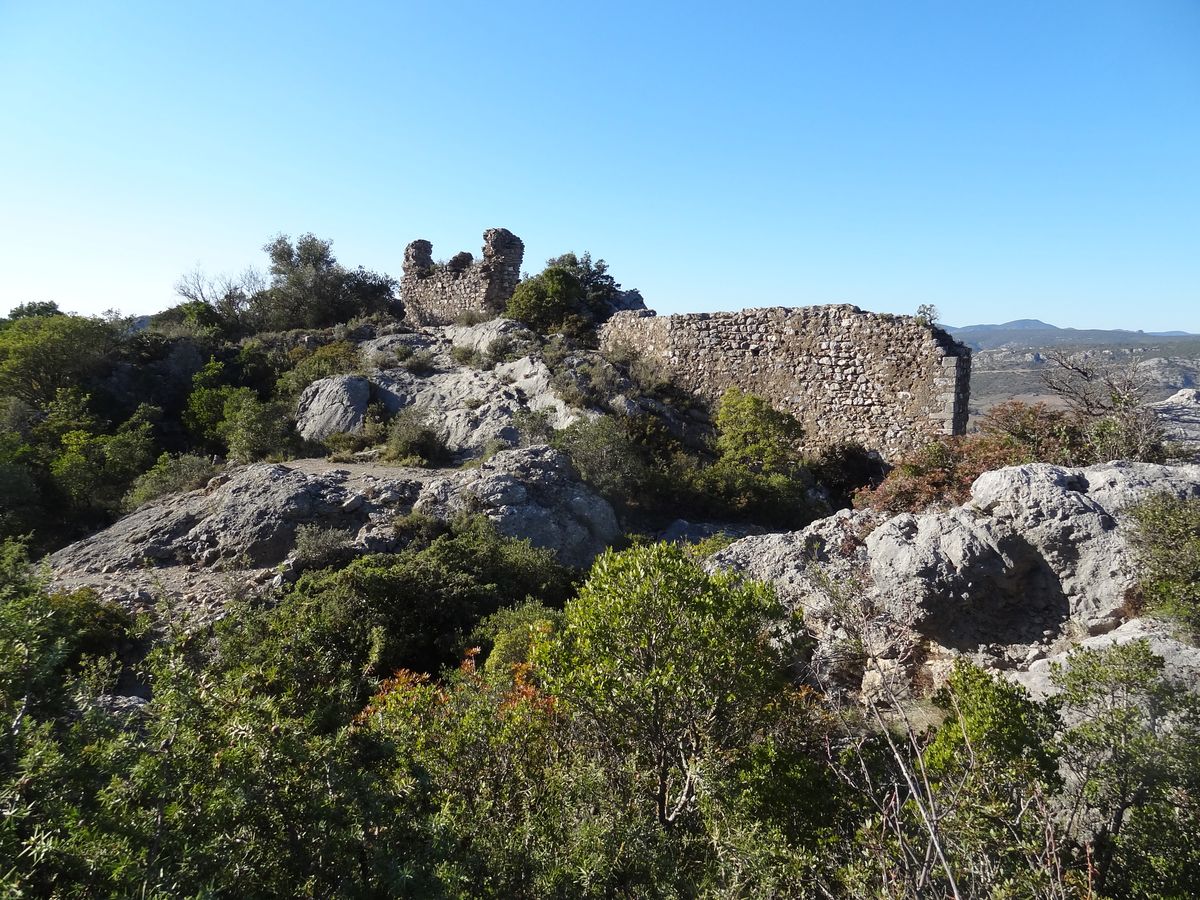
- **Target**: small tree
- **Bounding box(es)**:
[1053,639,1200,894]
[714,387,804,475]
[1040,350,1167,463]
[504,265,587,335]
[1128,493,1200,635]
[539,543,799,829]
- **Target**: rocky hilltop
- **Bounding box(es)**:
[50,446,619,626]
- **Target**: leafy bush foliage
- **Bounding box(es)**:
[855,433,1027,514]
[383,407,449,466]
[246,233,398,332]
[274,340,362,398]
[551,415,649,502]
[218,391,293,463]
[291,523,354,571]
[1128,493,1200,636]
[123,452,218,510]
[505,265,588,336]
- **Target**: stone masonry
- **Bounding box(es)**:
[600,305,971,460]
[402,228,524,326]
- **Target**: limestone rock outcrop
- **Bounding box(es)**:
[708,460,1200,696]
[413,446,620,570]
[48,447,619,625]
[295,375,371,441]
[1153,387,1200,452]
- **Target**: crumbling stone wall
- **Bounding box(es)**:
[600,305,971,460]
[402,228,524,325]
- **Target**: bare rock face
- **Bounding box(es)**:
[1153,388,1200,453]
[708,460,1200,698]
[443,318,536,356]
[414,446,620,570]
[47,447,619,625]
[373,368,529,454]
[295,375,371,441]
[1013,618,1200,700]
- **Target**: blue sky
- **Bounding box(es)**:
[1,0,1197,330]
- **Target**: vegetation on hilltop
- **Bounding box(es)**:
[2,235,1198,896]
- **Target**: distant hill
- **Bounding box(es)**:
[946,319,1197,351]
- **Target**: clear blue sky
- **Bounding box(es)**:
[1,0,1197,330]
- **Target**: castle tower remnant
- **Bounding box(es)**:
[401,228,525,326]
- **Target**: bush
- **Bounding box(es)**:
[275,341,361,399]
[292,524,354,571]
[854,434,1027,514]
[1128,493,1200,637]
[383,408,449,466]
[400,349,436,375]
[449,344,487,369]
[322,402,388,457]
[512,409,556,446]
[454,309,493,326]
[471,599,563,681]
[505,266,589,336]
[123,453,218,510]
[979,400,1085,465]
[714,387,804,475]
[551,415,648,505]
[219,392,293,463]
[218,515,575,724]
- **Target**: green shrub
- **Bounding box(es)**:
[383,407,449,466]
[714,387,804,475]
[485,335,520,366]
[1128,493,1200,636]
[292,524,354,571]
[454,309,493,326]
[512,408,555,446]
[401,349,436,375]
[275,341,361,399]
[219,391,293,463]
[123,453,218,510]
[449,344,487,369]
[505,266,589,336]
[552,415,649,505]
[472,599,564,680]
[218,515,574,724]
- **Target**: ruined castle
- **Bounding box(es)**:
[600,307,970,460]
[402,228,524,326]
[401,229,971,458]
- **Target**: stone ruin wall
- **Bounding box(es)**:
[600,305,971,460]
[401,228,524,326]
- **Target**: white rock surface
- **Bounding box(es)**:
[47,448,620,624]
[1013,618,1200,699]
[709,460,1200,696]
[295,375,371,441]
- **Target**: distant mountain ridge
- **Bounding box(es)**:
[946,319,1198,350]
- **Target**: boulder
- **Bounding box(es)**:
[708,461,1200,697]
[1013,618,1200,700]
[1152,388,1200,452]
[295,375,371,441]
[373,369,529,453]
[443,318,537,356]
[47,448,620,625]
[414,446,620,569]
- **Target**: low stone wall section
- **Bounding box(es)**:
[599,305,970,459]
